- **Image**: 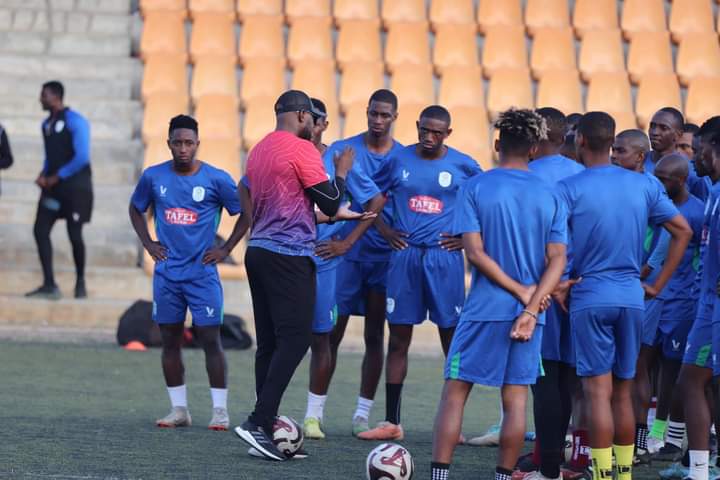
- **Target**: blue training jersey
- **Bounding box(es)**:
[697,183,720,298]
[328,133,405,262]
[454,168,567,324]
[557,164,680,312]
[131,161,242,281]
[380,145,482,246]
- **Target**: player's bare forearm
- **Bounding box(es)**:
[238,182,253,230]
[526,243,566,314]
[222,213,250,254]
[651,214,692,294]
[463,232,526,299]
[128,203,153,247]
[343,194,386,246]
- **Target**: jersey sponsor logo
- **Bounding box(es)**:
[54,120,65,133]
[160,185,167,197]
[205,306,215,317]
[164,208,198,225]
[409,195,443,214]
[192,186,206,202]
[386,297,395,314]
[401,169,410,181]
[438,171,452,187]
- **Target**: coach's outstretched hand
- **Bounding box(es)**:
[333,146,355,178]
[144,240,168,262]
[202,246,230,265]
[439,233,463,251]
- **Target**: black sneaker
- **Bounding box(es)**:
[25,284,61,300]
[74,280,87,299]
[653,444,683,463]
[234,420,285,461]
[515,452,538,472]
[634,447,652,466]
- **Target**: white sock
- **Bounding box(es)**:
[712,424,717,436]
[354,396,374,420]
[667,421,686,449]
[167,385,187,408]
[689,450,709,480]
[210,388,227,409]
[647,396,657,426]
[305,391,327,420]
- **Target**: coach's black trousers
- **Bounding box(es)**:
[245,246,315,431]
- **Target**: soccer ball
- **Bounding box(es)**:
[272,415,304,457]
[366,443,414,480]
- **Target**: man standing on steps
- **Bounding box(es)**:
[26,81,92,300]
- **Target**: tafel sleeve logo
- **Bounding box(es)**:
[164,208,198,225]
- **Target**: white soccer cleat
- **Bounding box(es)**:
[156,406,191,428]
[466,424,500,446]
[208,407,229,431]
[647,436,665,454]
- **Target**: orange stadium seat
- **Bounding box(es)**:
[140,0,186,16]
[240,58,286,107]
[381,0,426,27]
[189,0,234,17]
[487,68,533,118]
[343,102,369,138]
[393,103,425,146]
[620,0,667,39]
[237,15,284,64]
[635,73,682,127]
[385,21,431,73]
[626,31,674,84]
[438,65,485,109]
[530,27,576,79]
[236,0,282,20]
[586,73,633,126]
[191,56,238,102]
[685,77,720,125]
[143,137,172,168]
[291,60,337,112]
[448,106,492,170]
[336,19,382,69]
[573,0,618,38]
[285,0,331,23]
[578,29,625,82]
[433,23,479,74]
[536,70,583,114]
[194,95,240,144]
[390,64,435,106]
[525,0,570,36]
[477,0,522,34]
[189,13,236,62]
[429,0,475,30]
[320,102,341,145]
[333,0,378,22]
[339,61,385,111]
[140,11,187,60]
[197,138,241,177]
[243,97,276,150]
[481,26,528,78]
[669,0,715,43]
[141,54,188,101]
[287,16,333,67]
[142,93,190,142]
[676,33,720,87]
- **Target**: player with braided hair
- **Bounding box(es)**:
[430,108,568,480]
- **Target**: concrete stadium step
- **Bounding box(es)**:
[1,0,131,14]
[0,97,141,123]
[0,31,130,56]
[2,115,134,141]
[0,74,132,99]
[0,7,132,35]
[0,54,140,81]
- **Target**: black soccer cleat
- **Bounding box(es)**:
[234,420,285,461]
[652,444,683,463]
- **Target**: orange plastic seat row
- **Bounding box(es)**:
[525,0,570,36]
[429,0,475,29]
[390,64,435,106]
[291,60,338,112]
[530,27,575,79]
[482,26,527,77]
[627,31,674,84]
[195,94,241,143]
[620,0,666,38]
[237,0,283,20]
[385,21,430,72]
[635,74,682,127]
[572,0,617,38]
[339,62,385,110]
[285,0,331,23]
[142,54,188,100]
[578,29,625,81]
[336,19,382,68]
[287,16,333,66]
[438,65,484,109]
[142,93,190,141]
[686,77,720,125]
[676,33,720,87]
[668,0,716,43]
[189,12,235,62]
[381,0,426,26]
[140,11,186,60]
[241,58,287,106]
[191,56,238,101]
[433,23,478,73]
[536,70,583,114]
[238,15,284,63]
[477,0,522,33]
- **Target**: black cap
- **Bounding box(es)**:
[274,90,326,118]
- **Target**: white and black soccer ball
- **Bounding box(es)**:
[366,443,414,480]
[272,415,304,457]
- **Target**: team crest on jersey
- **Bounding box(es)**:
[438,171,452,187]
[164,208,198,225]
[192,186,206,202]
[54,120,65,133]
[409,195,443,214]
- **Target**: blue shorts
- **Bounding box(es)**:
[571,307,643,379]
[336,259,388,316]
[711,297,720,375]
[655,297,697,361]
[445,320,543,387]
[541,301,575,365]
[683,294,713,368]
[153,271,224,326]
[642,298,664,346]
[386,246,464,329]
[313,267,338,334]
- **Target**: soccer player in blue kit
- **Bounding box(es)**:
[430,109,568,480]
[323,90,404,435]
[357,105,482,442]
[555,112,691,480]
[129,115,249,431]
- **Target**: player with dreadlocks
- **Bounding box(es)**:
[429,108,568,480]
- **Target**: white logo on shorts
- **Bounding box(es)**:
[438,171,452,187]
[454,305,462,316]
[54,120,65,133]
[152,301,157,317]
[192,186,206,202]
[205,306,215,317]
[386,297,395,314]
[672,339,681,351]
[72,212,80,222]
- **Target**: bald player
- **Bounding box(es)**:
[612,130,650,173]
